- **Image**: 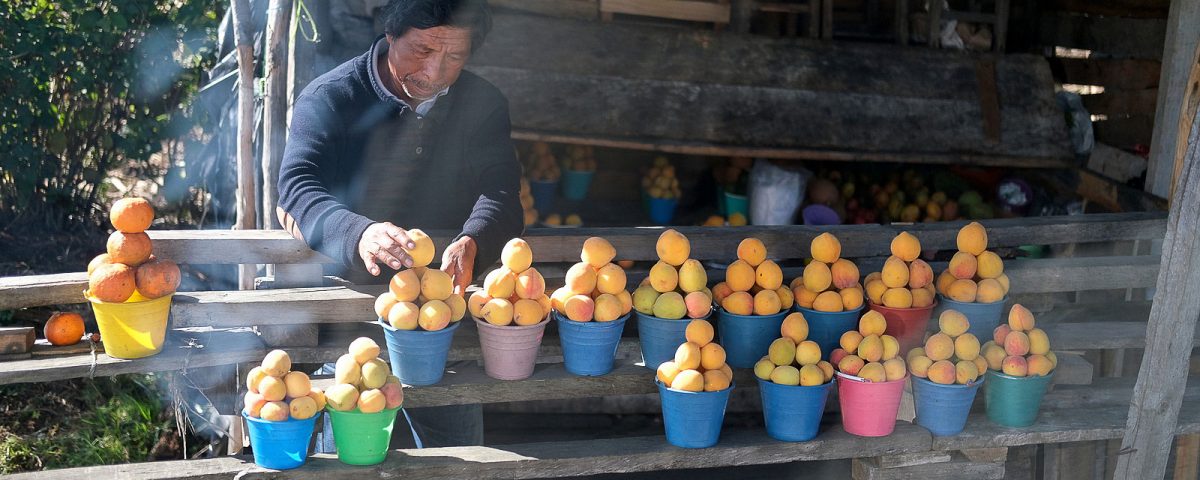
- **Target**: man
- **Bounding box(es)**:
[277,0,522,447]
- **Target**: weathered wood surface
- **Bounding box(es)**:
[0,272,88,310]
[468,14,1071,164]
[1039,13,1167,59]
[490,0,598,19]
[1145,0,1200,197]
[0,327,36,354]
[600,0,731,23]
[9,424,932,480]
[1052,57,1161,91]
[868,451,952,469]
[146,230,336,265]
[853,455,1004,480]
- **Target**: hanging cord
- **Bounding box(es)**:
[294,0,321,43]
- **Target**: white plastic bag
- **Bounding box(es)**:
[749,159,810,225]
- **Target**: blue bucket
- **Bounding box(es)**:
[561,169,594,200]
[794,305,864,361]
[242,411,318,470]
[716,309,789,368]
[530,179,558,213]
[658,381,732,448]
[911,376,982,436]
[724,191,748,218]
[636,311,707,370]
[935,295,1007,341]
[647,196,678,225]
[556,312,629,376]
[758,378,832,442]
[379,319,460,386]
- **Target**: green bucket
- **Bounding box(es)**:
[984,369,1054,428]
[326,406,401,465]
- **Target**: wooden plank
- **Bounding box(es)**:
[853,455,1004,480]
[870,451,953,468]
[260,0,291,231]
[1174,434,1200,480]
[600,0,731,23]
[8,424,933,480]
[1052,353,1093,386]
[0,327,35,354]
[976,59,1002,143]
[0,272,87,310]
[1044,322,1200,350]
[961,447,1010,463]
[1039,13,1167,59]
[1116,94,1200,479]
[1052,57,1161,90]
[1145,0,1200,197]
[146,230,336,265]
[489,0,599,20]
[1081,89,1160,116]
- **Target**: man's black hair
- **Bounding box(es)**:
[381,0,492,52]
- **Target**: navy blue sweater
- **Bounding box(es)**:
[278,41,524,280]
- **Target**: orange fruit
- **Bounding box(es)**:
[106,231,153,266]
[45,312,85,346]
[135,258,181,299]
[110,198,154,233]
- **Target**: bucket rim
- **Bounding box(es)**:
[715,307,789,321]
[934,294,1008,307]
[85,292,174,306]
[755,376,834,390]
[241,410,318,425]
[911,375,984,389]
[634,309,713,322]
[324,405,402,417]
[472,316,550,330]
[865,301,940,313]
[835,371,909,385]
[793,304,866,316]
[378,317,462,335]
[656,380,735,395]
[553,311,631,325]
[984,368,1054,382]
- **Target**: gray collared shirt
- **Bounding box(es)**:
[369,37,449,117]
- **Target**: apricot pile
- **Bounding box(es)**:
[935,222,1011,303]
[982,304,1056,377]
[643,157,682,200]
[87,198,180,303]
[713,237,790,316]
[862,231,935,309]
[545,237,634,322]
[244,349,330,421]
[519,178,539,227]
[631,230,713,320]
[467,238,553,326]
[324,337,404,413]
[375,239,467,331]
[565,145,597,172]
[829,311,907,382]
[790,233,863,313]
[656,319,733,392]
[753,313,835,386]
[907,310,985,385]
[526,142,561,181]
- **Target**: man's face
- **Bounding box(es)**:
[385,26,472,103]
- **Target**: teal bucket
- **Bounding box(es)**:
[984,369,1053,427]
[724,192,748,219]
[561,169,594,200]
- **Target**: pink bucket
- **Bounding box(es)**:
[474,317,548,380]
[836,372,908,437]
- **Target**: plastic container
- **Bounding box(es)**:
[723,191,749,219]
[326,406,400,465]
[758,378,832,442]
[801,204,841,225]
[530,179,558,213]
[868,302,937,357]
[936,295,1007,341]
[88,292,172,359]
[475,317,548,380]
[984,369,1054,427]
[647,196,678,225]
[379,319,460,386]
[836,372,908,437]
[657,381,732,448]
[561,169,594,200]
[556,312,629,376]
[636,311,702,370]
[242,411,318,470]
[911,376,982,436]
[716,309,789,368]
[794,305,864,361]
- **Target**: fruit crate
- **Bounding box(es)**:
[3,211,1197,479]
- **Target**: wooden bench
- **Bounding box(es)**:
[3,211,1193,478]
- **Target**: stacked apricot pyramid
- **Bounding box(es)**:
[324,338,404,413]
[87,198,181,302]
[549,237,633,322]
[470,239,552,326]
[244,349,327,421]
[830,311,907,382]
[753,313,835,386]
[714,237,791,316]
[935,222,1010,303]
[791,233,862,312]
[863,232,935,309]
[631,230,713,320]
[656,320,733,392]
[374,230,465,331]
[981,305,1056,377]
[907,310,986,385]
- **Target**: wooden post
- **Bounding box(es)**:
[262,0,292,231]
[1113,110,1200,479]
[1145,0,1200,198]
[231,0,258,290]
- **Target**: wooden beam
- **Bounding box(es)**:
[489,0,599,20]
[1115,97,1200,479]
[1142,0,1199,197]
[1039,13,1167,59]
[1051,57,1161,90]
[600,0,731,23]
[230,0,258,291]
[261,0,292,230]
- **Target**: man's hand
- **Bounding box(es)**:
[357,222,416,276]
[441,236,478,295]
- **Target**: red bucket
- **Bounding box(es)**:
[868,302,936,356]
[836,372,908,437]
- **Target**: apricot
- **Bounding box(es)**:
[289,395,319,420]
[973,356,989,376]
[672,369,705,392]
[1027,328,1050,355]
[684,291,712,319]
[956,360,980,384]
[358,389,386,414]
[467,291,490,319]
[593,294,623,322]
[44,311,84,346]
[309,387,328,411]
[647,261,678,293]
[375,292,400,320]
[246,367,268,394]
[656,229,691,266]
[800,261,831,293]
[737,238,767,266]
[347,337,380,365]
[780,312,809,344]
[106,231,153,266]
[721,291,754,316]
[580,237,616,269]
[770,365,801,386]
[975,252,1003,279]
[325,383,360,411]
[563,295,596,322]
[1004,330,1030,356]
[261,349,292,377]
[924,333,954,361]
[812,290,844,312]
[385,271,418,304]
[794,285,819,309]
[446,294,467,322]
[753,289,782,315]
[776,286,795,310]
[657,361,682,385]
[283,371,313,399]
[910,287,934,308]
[700,343,727,370]
[672,342,702,371]
[817,360,835,382]
[1002,355,1028,377]
[632,285,659,315]
[419,300,451,331]
[88,263,137,303]
[768,338,796,366]
[890,231,921,262]
[481,298,514,326]
[388,301,420,330]
[796,340,822,366]
[908,259,933,289]
[838,331,864,355]
[882,288,913,308]
[996,273,1011,295]
[948,252,978,280]
[906,347,926,363]
[509,269,544,300]
[859,310,887,336]
[926,360,957,385]
[509,298,543,326]
[910,355,933,378]
[754,358,776,380]
[956,222,988,256]
[677,259,707,293]
[260,401,290,422]
[992,324,1012,345]
[938,310,970,337]
[857,335,883,363]
[830,348,848,366]
[686,319,715,347]
[982,341,1006,371]
[712,282,734,304]
[865,279,887,305]
[954,333,981,361]
[616,290,633,315]
[881,256,909,289]
[796,364,823,386]
[724,259,755,292]
[946,279,978,303]
[649,291,684,320]
[935,271,956,296]
[497,237,531,272]
[1027,354,1054,376]
[810,232,841,263]
[972,279,1001,303]
[258,376,287,402]
[244,392,267,417]
[838,354,865,376]
[858,362,886,382]
[703,369,732,391]
[1008,304,1036,331]
[880,335,900,360]
[756,260,784,291]
[483,267,516,299]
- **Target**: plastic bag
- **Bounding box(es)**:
[1056,91,1094,157]
[749,159,810,225]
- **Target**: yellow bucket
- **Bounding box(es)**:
[87,290,172,359]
